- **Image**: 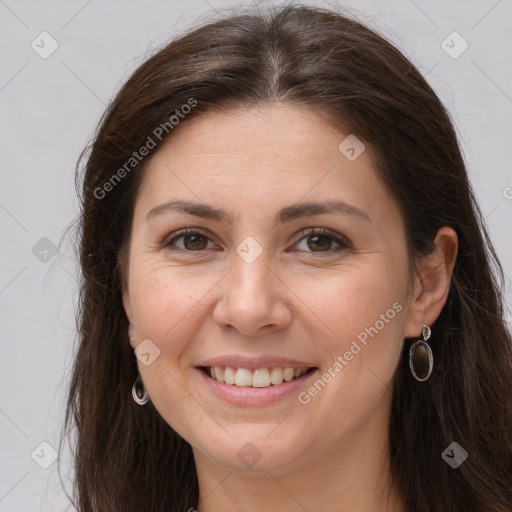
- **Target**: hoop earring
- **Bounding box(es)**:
[409,324,433,382]
[132,374,150,405]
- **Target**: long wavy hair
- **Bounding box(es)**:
[60,4,512,511]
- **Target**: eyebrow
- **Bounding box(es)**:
[146,199,372,225]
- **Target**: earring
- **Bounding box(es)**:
[409,324,433,382]
[132,374,150,405]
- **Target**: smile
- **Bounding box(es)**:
[194,356,319,405]
[199,366,315,387]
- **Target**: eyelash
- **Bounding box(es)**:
[163,227,351,255]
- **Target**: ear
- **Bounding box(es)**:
[121,273,137,350]
[403,226,458,338]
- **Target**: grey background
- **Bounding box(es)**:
[0,0,510,509]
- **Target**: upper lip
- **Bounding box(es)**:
[196,355,317,371]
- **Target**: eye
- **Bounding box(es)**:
[291,227,351,254]
[164,229,216,252]
[163,227,351,254]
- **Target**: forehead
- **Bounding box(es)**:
[135,104,398,227]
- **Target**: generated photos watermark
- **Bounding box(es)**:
[298,301,403,404]
[94,97,197,200]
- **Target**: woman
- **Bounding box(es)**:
[60,4,512,511]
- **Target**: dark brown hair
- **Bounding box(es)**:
[60,4,512,511]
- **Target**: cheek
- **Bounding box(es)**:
[301,258,406,340]
[128,269,240,450]
[128,263,219,362]
[128,266,219,435]
[296,261,407,408]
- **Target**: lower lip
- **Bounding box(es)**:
[195,367,318,406]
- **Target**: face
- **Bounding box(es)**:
[122,104,417,474]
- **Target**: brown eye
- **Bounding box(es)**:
[165,230,214,251]
[182,233,208,250]
[306,234,333,252]
[293,228,351,254]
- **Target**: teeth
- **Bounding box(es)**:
[213,366,222,382]
[223,366,236,385]
[283,368,295,382]
[252,368,270,388]
[270,367,283,385]
[206,366,310,387]
[235,368,252,386]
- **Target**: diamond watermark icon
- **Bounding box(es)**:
[32,237,58,263]
[441,441,468,469]
[135,339,161,366]
[237,442,262,468]
[31,441,58,469]
[338,134,366,161]
[441,32,468,59]
[236,236,263,263]
[31,32,59,59]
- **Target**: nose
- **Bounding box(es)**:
[212,252,292,336]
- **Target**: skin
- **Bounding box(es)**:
[122,104,458,512]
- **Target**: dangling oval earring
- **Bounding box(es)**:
[132,374,150,405]
[409,324,433,382]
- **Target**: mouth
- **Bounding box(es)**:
[197,365,317,388]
